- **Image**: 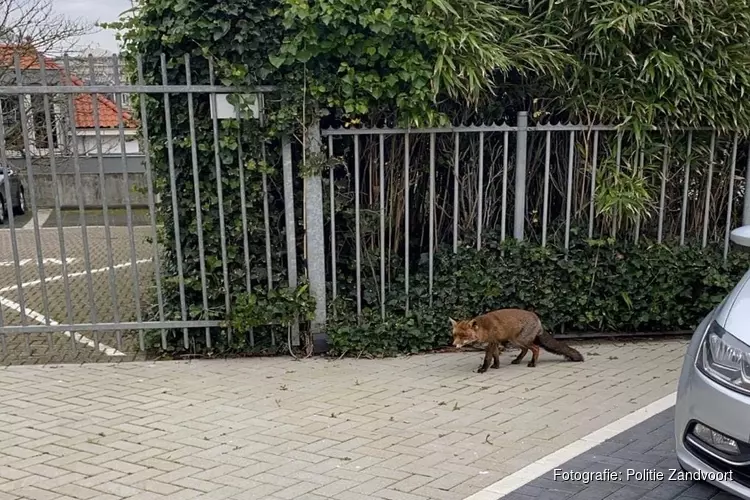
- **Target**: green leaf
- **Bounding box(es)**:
[268,54,285,68]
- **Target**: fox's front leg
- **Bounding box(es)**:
[477,343,494,373]
[491,343,501,369]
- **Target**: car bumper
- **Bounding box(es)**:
[675,334,750,500]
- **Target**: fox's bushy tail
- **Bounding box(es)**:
[535,331,584,362]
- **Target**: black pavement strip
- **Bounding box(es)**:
[42,209,151,228]
[498,407,741,500]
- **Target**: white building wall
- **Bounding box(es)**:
[76,132,140,156]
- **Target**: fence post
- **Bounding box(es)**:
[744,147,750,226]
[514,111,528,240]
[281,135,300,346]
[304,120,328,353]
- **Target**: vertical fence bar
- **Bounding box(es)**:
[0,88,28,352]
[209,61,232,346]
[501,131,509,243]
[328,135,337,302]
[261,132,274,346]
[281,135,299,346]
[88,56,120,347]
[0,71,12,354]
[429,132,436,306]
[680,131,693,246]
[612,131,623,236]
[404,133,410,313]
[236,108,251,296]
[0,251,4,352]
[238,106,255,349]
[514,112,528,240]
[702,131,716,248]
[477,131,484,249]
[15,54,52,347]
[185,55,211,349]
[136,56,166,350]
[40,54,75,350]
[160,54,189,349]
[745,142,750,226]
[112,56,142,350]
[588,130,599,239]
[30,81,55,351]
[657,143,670,243]
[379,134,386,320]
[634,148,644,244]
[541,130,551,247]
[724,133,739,261]
[453,132,459,253]
[354,135,362,319]
[564,130,575,253]
[63,55,99,342]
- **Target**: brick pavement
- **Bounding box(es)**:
[0,338,688,499]
[0,220,154,364]
[497,407,739,500]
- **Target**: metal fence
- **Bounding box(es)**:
[321,121,750,319]
[0,50,747,361]
[0,52,281,360]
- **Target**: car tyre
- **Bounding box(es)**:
[13,186,25,216]
[0,195,6,225]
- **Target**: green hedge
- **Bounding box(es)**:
[327,236,750,356]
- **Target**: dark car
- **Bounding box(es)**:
[0,166,26,224]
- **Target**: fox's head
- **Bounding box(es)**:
[449,317,478,348]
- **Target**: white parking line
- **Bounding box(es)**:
[461,392,678,500]
[0,258,153,356]
[22,210,51,230]
[0,259,152,294]
[0,258,79,267]
[0,294,126,356]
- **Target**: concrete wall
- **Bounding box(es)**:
[7,155,146,175]
[30,173,148,208]
[6,155,149,208]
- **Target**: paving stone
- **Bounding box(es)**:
[678,482,721,499]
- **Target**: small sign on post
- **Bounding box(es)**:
[209,93,261,120]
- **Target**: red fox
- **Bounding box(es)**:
[450,309,584,373]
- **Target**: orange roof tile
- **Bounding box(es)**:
[0,44,136,129]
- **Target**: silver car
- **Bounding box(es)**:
[675,224,750,499]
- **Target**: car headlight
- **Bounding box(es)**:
[696,320,750,396]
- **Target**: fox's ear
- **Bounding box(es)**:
[449,317,457,327]
[469,319,478,329]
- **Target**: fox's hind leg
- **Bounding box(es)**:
[491,344,500,369]
[527,345,540,368]
[518,320,542,367]
[511,348,528,365]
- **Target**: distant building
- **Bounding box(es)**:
[0,44,139,158]
[66,49,133,112]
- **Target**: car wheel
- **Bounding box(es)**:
[13,187,25,216]
[0,196,6,225]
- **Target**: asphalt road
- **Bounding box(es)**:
[498,407,739,500]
